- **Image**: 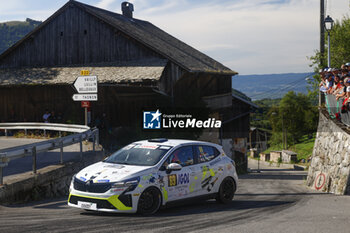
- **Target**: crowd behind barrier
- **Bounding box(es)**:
[319,63,350,126]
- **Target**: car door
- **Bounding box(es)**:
[159,146,196,202]
[193,145,222,196]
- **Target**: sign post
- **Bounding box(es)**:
[81,101,91,126]
[72,71,98,125]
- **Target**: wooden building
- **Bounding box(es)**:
[0,1,255,155]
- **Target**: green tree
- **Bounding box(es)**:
[308,17,350,101]
[268,91,318,146]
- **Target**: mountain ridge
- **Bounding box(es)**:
[232,72,314,100]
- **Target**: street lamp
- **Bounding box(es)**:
[324,15,334,68]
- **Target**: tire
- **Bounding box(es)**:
[137,187,161,215]
[216,177,236,204]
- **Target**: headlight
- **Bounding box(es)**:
[69,174,76,193]
[111,177,140,192]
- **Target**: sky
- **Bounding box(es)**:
[0,0,349,75]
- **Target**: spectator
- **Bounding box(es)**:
[49,111,57,123]
[336,80,346,100]
[43,109,51,123]
[326,74,334,94]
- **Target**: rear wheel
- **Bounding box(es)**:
[137,187,161,215]
[216,177,236,204]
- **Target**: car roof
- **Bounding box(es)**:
[133,139,221,148]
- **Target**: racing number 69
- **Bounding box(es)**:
[168,174,177,187]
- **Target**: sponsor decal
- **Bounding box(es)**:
[189,182,195,193]
[158,175,165,188]
[201,176,213,189]
[167,173,190,187]
[94,179,110,183]
[143,174,154,181]
[162,187,168,201]
[79,176,87,181]
[133,193,140,196]
[168,174,177,187]
[135,145,159,150]
[227,164,233,170]
[104,165,125,169]
[143,110,162,129]
[149,176,156,183]
[178,173,190,185]
[207,177,219,192]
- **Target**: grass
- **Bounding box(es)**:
[263,134,315,163]
[289,135,315,161]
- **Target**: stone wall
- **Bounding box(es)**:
[307,111,350,195]
[0,150,104,204]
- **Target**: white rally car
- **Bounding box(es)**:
[68,138,238,214]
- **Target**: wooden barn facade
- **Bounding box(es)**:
[0,0,254,156]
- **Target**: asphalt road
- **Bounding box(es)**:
[0,159,350,233]
[0,137,89,177]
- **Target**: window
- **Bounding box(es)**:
[167,146,194,167]
[195,145,220,163]
[104,144,171,166]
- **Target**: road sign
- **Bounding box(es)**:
[72,94,98,101]
[81,101,91,108]
[73,76,98,93]
[80,70,90,76]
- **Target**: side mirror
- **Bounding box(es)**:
[166,163,182,172]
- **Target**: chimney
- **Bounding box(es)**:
[121,2,134,18]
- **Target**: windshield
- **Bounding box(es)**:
[104,144,172,166]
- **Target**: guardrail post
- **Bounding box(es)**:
[0,167,3,185]
[32,146,37,174]
[93,132,96,152]
[96,130,99,146]
[80,135,83,160]
[60,141,64,164]
[25,129,27,136]
[5,129,7,137]
[44,129,46,137]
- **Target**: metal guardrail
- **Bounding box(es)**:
[0,123,99,185]
[325,94,350,127]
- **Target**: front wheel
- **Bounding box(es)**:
[216,177,236,204]
[137,187,161,215]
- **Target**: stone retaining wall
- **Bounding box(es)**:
[306,111,350,195]
[0,150,104,204]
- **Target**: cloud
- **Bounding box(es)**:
[96,0,117,9]
[129,0,339,74]
[1,0,350,74]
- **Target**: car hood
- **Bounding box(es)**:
[75,161,151,183]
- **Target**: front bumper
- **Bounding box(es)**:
[68,192,137,213]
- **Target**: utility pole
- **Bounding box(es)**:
[320,0,325,68]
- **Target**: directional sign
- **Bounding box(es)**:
[73,76,98,93]
[72,94,98,101]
